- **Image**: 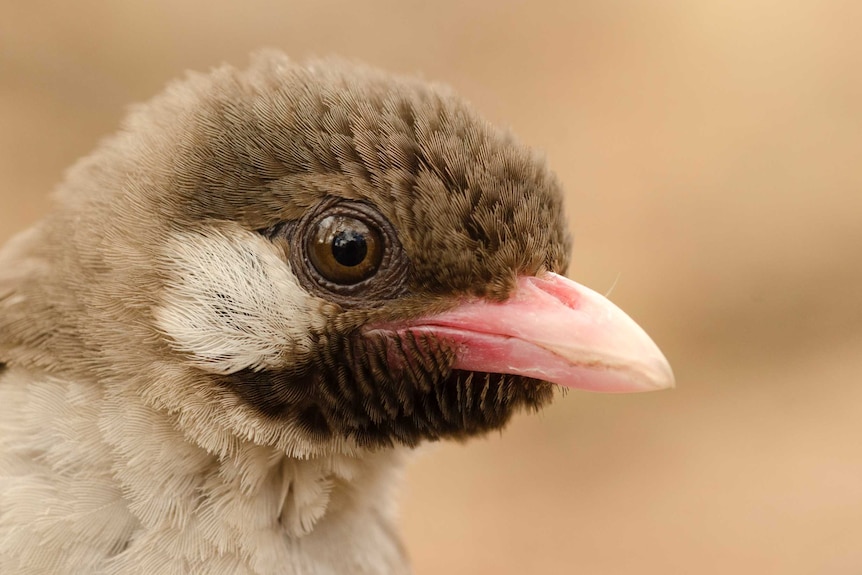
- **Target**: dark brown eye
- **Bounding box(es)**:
[307,215,383,284]
[267,198,409,307]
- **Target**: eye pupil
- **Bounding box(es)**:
[331,231,368,267]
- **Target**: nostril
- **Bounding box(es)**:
[519,273,581,310]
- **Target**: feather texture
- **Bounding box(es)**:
[0,51,581,573]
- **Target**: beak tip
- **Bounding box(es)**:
[643,355,676,391]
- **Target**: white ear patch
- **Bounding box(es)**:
[154,226,327,375]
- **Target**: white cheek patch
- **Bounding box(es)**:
[154,226,327,375]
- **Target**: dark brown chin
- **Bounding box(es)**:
[342,370,556,448]
[216,330,556,449]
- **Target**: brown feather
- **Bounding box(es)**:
[0,51,571,573]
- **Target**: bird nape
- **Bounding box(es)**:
[0,52,673,574]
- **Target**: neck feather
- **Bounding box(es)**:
[0,367,412,574]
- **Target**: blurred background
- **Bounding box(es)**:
[1,1,860,573]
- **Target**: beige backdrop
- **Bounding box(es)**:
[2,1,861,573]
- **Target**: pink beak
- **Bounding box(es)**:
[374,273,674,393]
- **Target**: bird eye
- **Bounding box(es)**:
[307,215,383,284]
[267,199,410,306]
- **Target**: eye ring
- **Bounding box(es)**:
[281,199,410,307]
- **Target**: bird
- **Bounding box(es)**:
[0,51,673,574]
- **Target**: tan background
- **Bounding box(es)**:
[2,1,861,573]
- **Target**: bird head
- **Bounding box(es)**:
[0,53,673,459]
